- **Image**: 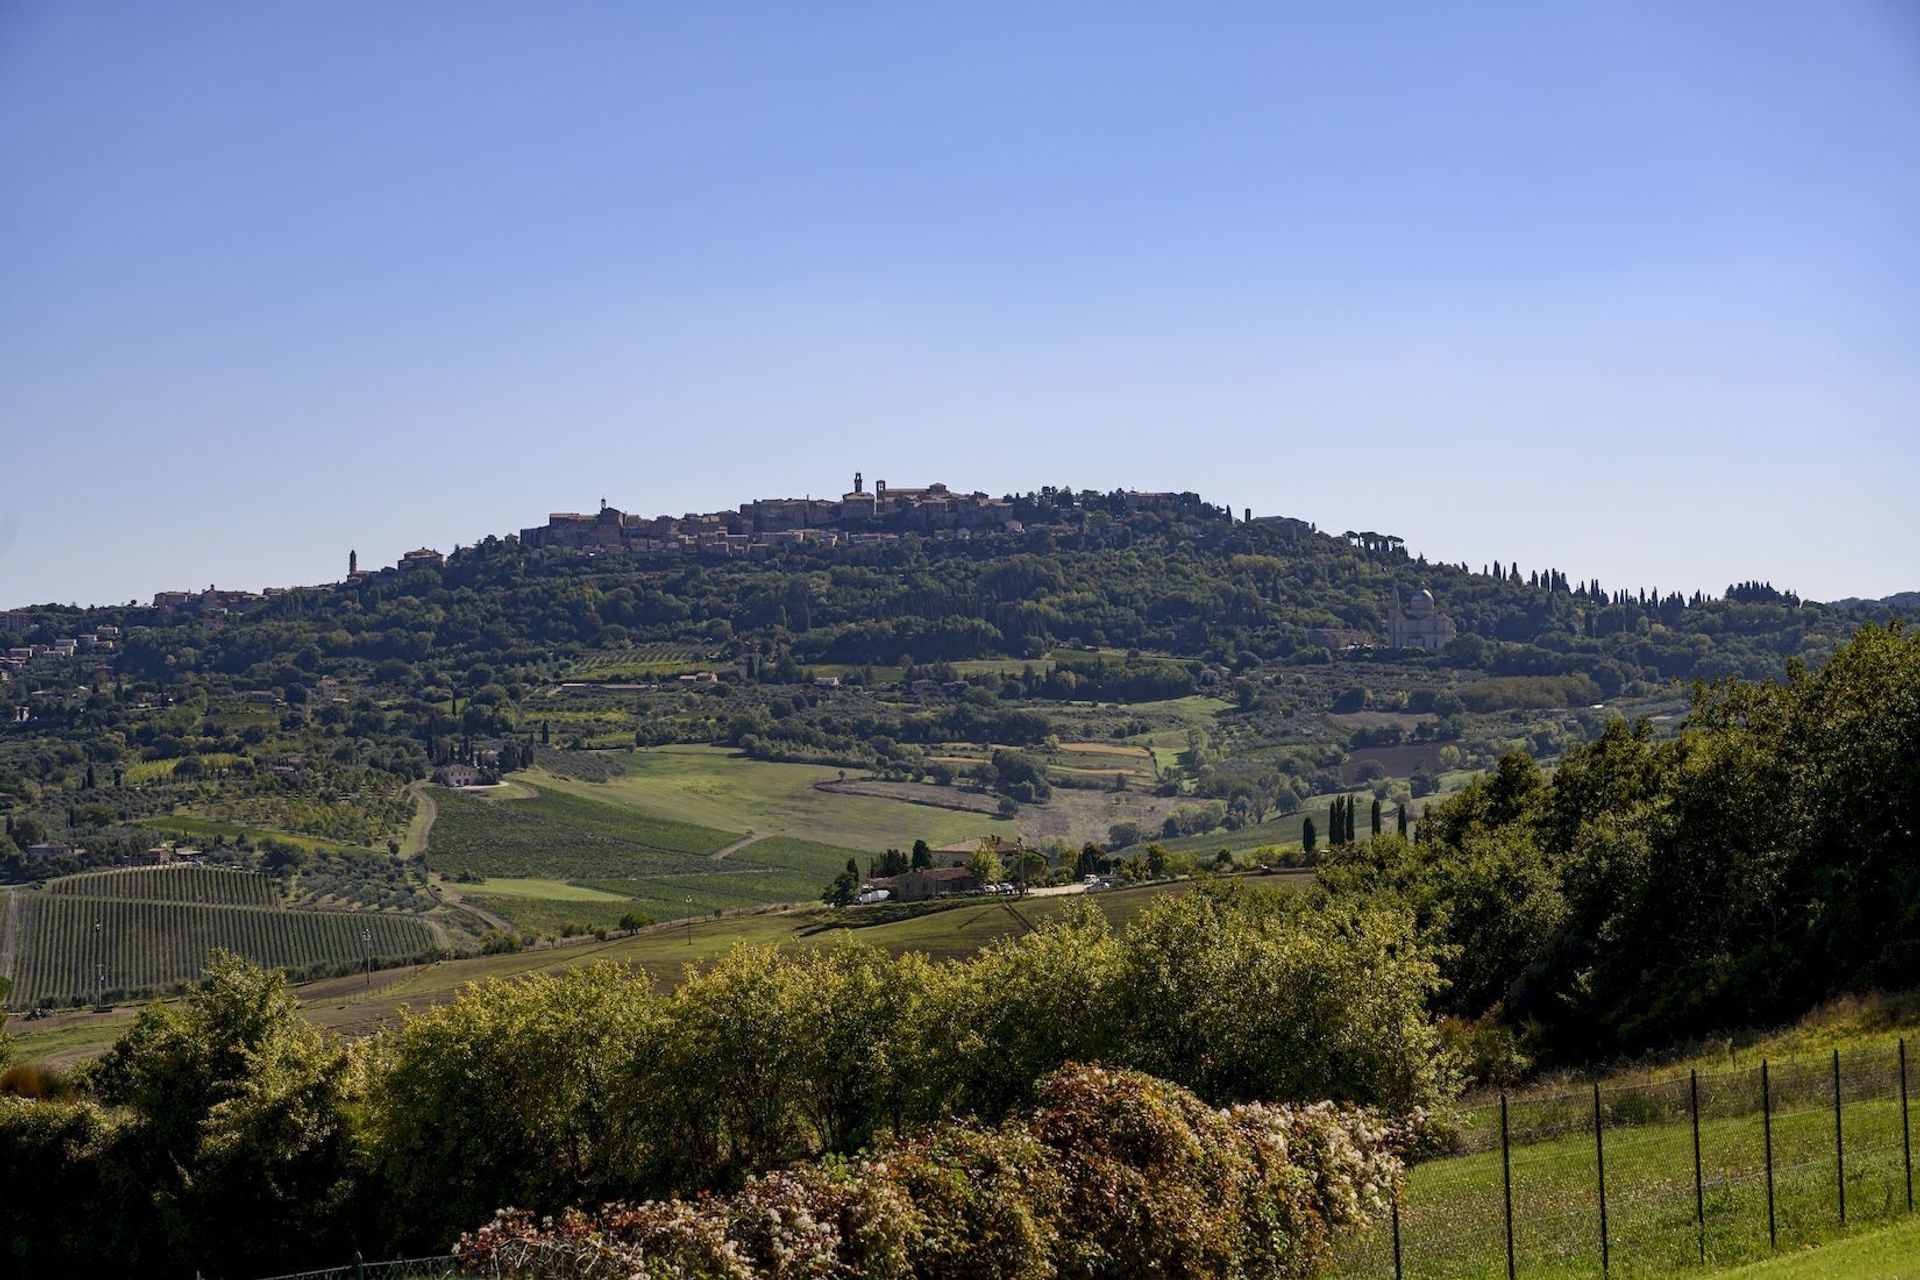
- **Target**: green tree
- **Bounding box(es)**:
[85,953,361,1276]
[966,843,1003,885]
[365,964,659,1251]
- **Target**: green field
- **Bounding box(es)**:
[468,877,634,902]
[44,865,280,906]
[529,747,996,851]
[1715,1215,1920,1279]
[425,783,736,880]
[1335,1043,1920,1279]
[467,835,867,934]
[8,893,434,1007]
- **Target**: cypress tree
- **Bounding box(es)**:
[1370,797,1382,838]
[1302,816,1317,856]
[1397,802,1408,836]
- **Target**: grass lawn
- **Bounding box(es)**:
[1712,1214,1920,1278]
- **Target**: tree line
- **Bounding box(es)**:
[0,887,1450,1276]
[1317,621,1920,1068]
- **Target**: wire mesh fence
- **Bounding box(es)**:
[1335,1039,1916,1278]
[255,1256,458,1280]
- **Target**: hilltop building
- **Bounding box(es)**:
[1387,586,1457,654]
[518,474,1017,555]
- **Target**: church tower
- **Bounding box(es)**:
[853,471,864,494]
[349,549,358,577]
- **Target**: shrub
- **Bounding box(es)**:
[455,1064,1408,1280]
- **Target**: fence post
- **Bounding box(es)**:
[1762,1060,1777,1251]
[1593,1081,1610,1276]
[1502,1093,1516,1280]
[1902,1037,1913,1213]
[354,1251,366,1280]
[1691,1068,1706,1265]
[1832,1048,1846,1225]
[1392,1188,1404,1280]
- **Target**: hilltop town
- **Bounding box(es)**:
[111,476,1242,615]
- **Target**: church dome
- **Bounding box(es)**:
[1406,588,1436,617]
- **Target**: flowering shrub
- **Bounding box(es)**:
[456,1064,1408,1280]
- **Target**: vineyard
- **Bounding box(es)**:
[426,785,737,880]
[45,865,279,907]
[566,642,721,680]
[6,893,434,1008]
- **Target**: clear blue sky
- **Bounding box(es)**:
[2,1,1916,608]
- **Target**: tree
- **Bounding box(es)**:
[365,965,659,1251]
[910,838,932,869]
[1370,798,1382,839]
[85,953,361,1275]
[1302,816,1317,856]
[823,858,862,906]
[966,844,1003,885]
[1397,802,1408,837]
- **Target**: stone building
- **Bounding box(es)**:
[1387,586,1457,654]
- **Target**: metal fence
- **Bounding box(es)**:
[1338,1039,1915,1278]
[256,1256,458,1280]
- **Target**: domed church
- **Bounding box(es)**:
[1387,585,1457,653]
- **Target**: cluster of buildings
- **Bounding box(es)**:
[519,474,1021,557]
[150,585,284,616]
[1,625,119,677]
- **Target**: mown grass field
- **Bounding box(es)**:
[528,747,996,850]
[1715,1214,1920,1278]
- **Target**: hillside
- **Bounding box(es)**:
[2,487,1915,1017]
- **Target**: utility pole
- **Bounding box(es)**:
[685,896,693,946]
[361,926,372,986]
[93,920,104,1009]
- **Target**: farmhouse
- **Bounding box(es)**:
[929,833,1041,870]
[878,866,980,902]
[432,763,483,787]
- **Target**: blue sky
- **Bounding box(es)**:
[2,1,1916,607]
